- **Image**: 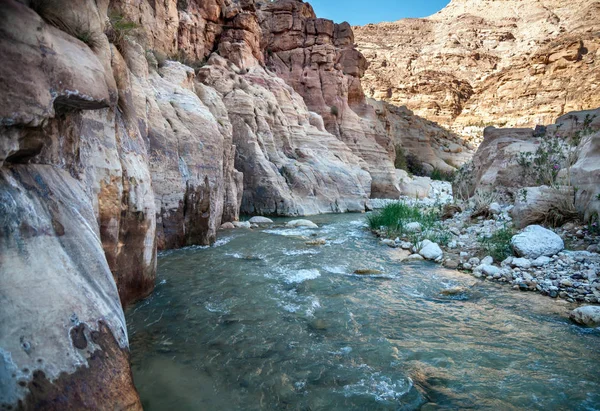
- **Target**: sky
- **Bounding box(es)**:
[308,0,451,26]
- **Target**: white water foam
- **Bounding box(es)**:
[264,228,314,237]
[284,269,321,284]
[282,249,320,256]
[342,372,413,403]
[213,237,233,247]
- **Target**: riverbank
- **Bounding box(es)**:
[368,182,600,322]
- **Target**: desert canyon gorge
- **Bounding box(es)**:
[1,0,599,409]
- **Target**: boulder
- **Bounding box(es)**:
[532,256,552,267]
[287,219,319,229]
[220,222,236,229]
[511,258,532,269]
[249,216,274,224]
[476,264,501,276]
[380,239,397,248]
[569,306,600,327]
[419,241,444,261]
[481,256,494,265]
[511,225,564,259]
[511,186,576,229]
[399,176,432,199]
[233,221,252,229]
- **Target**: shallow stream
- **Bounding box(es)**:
[127,214,600,410]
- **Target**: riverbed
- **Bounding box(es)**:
[126,213,600,410]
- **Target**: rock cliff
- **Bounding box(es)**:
[354,0,600,134]
[458,107,600,223]
[0,0,430,408]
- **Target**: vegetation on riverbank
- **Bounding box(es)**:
[367,202,451,248]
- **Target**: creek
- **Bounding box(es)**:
[126,213,600,410]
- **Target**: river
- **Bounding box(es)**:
[126,213,600,410]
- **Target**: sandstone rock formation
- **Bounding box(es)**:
[457,107,600,222]
[370,100,474,173]
[259,0,401,198]
[354,0,600,134]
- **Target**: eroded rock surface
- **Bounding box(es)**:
[259,0,401,197]
[457,108,600,221]
[355,0,600,134]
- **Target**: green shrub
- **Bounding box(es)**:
[478,225,514,262]
[367,202,447,248]
[330,105,339,116]
[105,12,139,50]
[394,146,408,170]
[405,153,425,176]
[431,168,455,182]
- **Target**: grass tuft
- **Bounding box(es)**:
[478,225,514,262]
[367,202,450,248]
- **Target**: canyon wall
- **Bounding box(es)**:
[459,107,600,222]
[354,0,600,134]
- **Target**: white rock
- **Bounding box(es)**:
[463,263,472,270]
[476,264,501,276]
[380,239,397,248]
[570,306,600,327]
[249,216,274,224]
[286,219,318,229]
[468,257,480,266]
[511,258,532,269]
[511,225,564,259]
[405,254,425,261]
[233,221,251,229]
[489,202,502,215]
[501,256,514,267]
[481,256,494,265]
[419,242,444,261]
[532,256,552,267]
[405,222,422,232]
[399,241,413,250]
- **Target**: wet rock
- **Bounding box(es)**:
[305,239,327,246]
[249,217,274,224]
[233,221,252,229]
[569,306,600,327]
[287,220,319,229]
[354,269,384,275]
[443,259,460,269]
[220,222,236,229]
[380,239,397,248]
[511,225,564,259]
[440,286,468,296]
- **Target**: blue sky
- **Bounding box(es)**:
[309,0,451,26]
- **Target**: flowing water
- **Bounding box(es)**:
[126,214,600,410]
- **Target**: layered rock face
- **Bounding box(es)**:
[459,107,600,222]
[369,100,474,172]
[0,0,405,408]
[259,0,401,197]
[354,0,600,133]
